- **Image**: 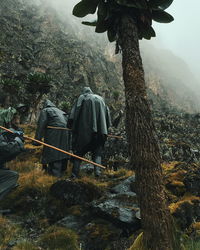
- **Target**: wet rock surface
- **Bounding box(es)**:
[91,193,140,231]
[111,176,136,194]
[51,175,140,233]
[91,175,140,232]
[57,214,90,231]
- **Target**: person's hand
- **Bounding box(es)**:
[14,131,24,142]
[14,131,23,137]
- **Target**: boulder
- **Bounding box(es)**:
[57,215,87,231]
[91,191,140,231]
[111,175,136,194]
[50,180,103,206]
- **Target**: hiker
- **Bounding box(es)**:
[0,104,27,131]
[68,87,111,178]
[33,99,70,177]
[15,103,28,124]
[0,129,24,211]
[0,107,17,131]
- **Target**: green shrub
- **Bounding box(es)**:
[184,238,200,250]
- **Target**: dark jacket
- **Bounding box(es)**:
[35,100,70,164]
[0,132,24,166]
[69,87,112,152]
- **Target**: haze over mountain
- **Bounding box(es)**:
[47,0,200,112]
[153,0,200,82]
[0,0,199,113]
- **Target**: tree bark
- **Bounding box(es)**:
[29,93,43,124]
[118,15,174,250]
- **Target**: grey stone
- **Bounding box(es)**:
[111,175,136,194]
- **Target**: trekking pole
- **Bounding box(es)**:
[47,126,123,139]
[0,125,106,169]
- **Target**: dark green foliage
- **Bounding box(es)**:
[152,10,174,23]
[73,0,99,17]
[26,73,52,94]
[107,26,117,42]
[73,0,174,41]
[0,78,23,95]
[116,0,148,9]
[82,20,97,26]
[0,73,52,122]
[149,0,174,10]
[59,101,71,113]
[0,73,52,103]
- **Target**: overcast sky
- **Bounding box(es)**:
[152,0,200,80]
[52,0,200,80]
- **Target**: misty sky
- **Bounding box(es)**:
[152,0,200,80]
[53,0,200,81]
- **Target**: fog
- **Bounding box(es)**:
[47,0,200,83]
[152,0,200,82]
[34,0,200,99]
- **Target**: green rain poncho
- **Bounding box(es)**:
[69,87,112,152]
[0,133,24,200]
[35,100,70,164]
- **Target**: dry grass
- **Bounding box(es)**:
[18,168,56,192]
[169,180,185,187]
[20,124,37,138]
[190,222,200,231]
[105,168,134,179]
[128,232,144,250]
[1,167,57,213]
[169,194,200,214]
[38,226,79,250]
[162,161,180,172]
[79,175,110,189]
[0,216,22,248]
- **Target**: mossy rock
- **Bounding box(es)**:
[1,169,56,213]
[84,219,122,250]
[45,196,69,222]
[39,226,79,250]
[50,179,104,206]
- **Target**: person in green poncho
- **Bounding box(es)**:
[68,87,112,178]
[0,104,27,131]
[0,107,17,130]
[33,100,70,178]
[0,129,24,214]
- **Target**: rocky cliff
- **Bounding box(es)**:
[0,0,123,114]
[0,0,199,115]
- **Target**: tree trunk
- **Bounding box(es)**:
[29,94,43,124]
[118,15,174,250]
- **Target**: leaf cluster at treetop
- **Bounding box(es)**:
[73,0,174,41]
